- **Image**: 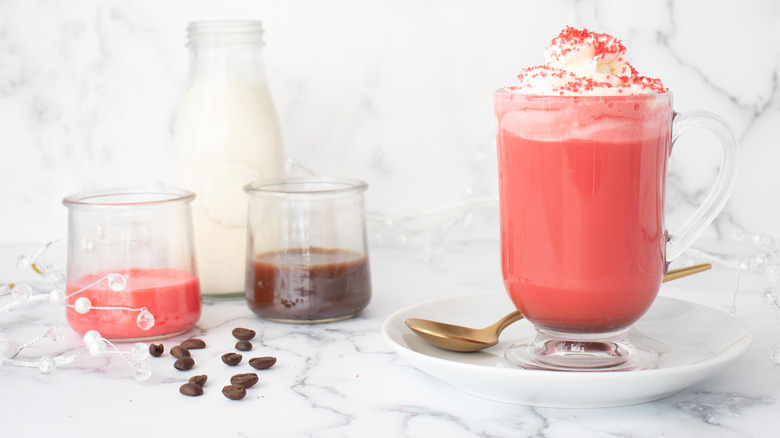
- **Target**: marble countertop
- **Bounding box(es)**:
[1,241,778,437]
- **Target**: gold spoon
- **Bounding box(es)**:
[405,263,712,352]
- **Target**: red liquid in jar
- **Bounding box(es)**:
[246,247,371,322]
[66,268,201,340]
[498,125,669,333]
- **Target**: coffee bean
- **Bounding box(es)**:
[179,382,204,396]
[181,338,206,349]
[221,352,242,366]
[170,345,191,358]
[222,384,247,400]
[174,356,195,371]
[189,374,208,387]
[232,327,256,341]
[148,344,164,357]
[230,372,259,388]
[249,356,276,370]
[235,340,252,351]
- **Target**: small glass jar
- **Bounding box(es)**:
[244,178,372,323]
[63,188,201,340]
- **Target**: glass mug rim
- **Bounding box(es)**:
[62,187,195,209]
[494,87,673,101]
[244,177,368,197]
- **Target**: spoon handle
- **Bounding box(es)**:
[662,263,711,283]
[489,311,525,333]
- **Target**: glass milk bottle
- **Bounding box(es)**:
[174,21,284,299]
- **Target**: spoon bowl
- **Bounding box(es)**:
[405,311,523,352]
[405,263,711,352]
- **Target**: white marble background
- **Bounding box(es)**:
[1,0,778,247]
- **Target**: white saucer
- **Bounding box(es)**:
[382,292,751,408]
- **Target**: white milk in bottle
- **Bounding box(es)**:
[174,21,284,298]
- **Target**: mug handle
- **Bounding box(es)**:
[666,110,739,262]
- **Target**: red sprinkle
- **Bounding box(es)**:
[549,26,625,61]
[512,26,667,94]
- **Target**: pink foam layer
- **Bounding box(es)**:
[495,92,673,143]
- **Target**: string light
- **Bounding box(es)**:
[0,328,151,381]
[0,240,155,380]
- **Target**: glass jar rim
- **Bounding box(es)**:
[63,187,195,209]
[244,178,368,197]
[187,20,264,33]
[186,20,264,47]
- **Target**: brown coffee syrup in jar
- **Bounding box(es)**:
[246,247,371,322]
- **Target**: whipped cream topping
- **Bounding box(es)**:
[509,26,666,96]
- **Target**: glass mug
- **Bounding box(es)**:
[494,91,738,371]
[244,178,372,323]
[63,188,202,341]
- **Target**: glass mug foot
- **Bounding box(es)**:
[504,328,659,372]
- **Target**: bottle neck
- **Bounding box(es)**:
[186,21,267,85]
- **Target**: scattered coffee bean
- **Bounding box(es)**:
[222,384,247,400]
[230,373,259,388]
[174,356,195,371]
[249,356,276,370]
[221,352,243,366]
[181,338,206,350]
[179,382,204,396]
[235,340,252,351]
[189,374,208,387]
[148,344,164,357]
[232,327,256,341]
[170,345,191,358]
